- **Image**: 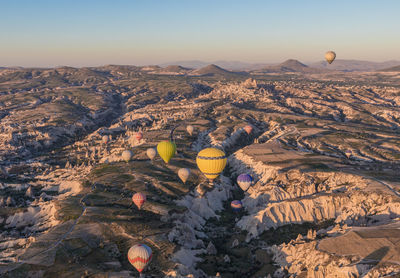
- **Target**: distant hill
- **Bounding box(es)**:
[160,60,208,69]
[161,65,191,73]
[309,59,400,72]
[254,59,325,73]
[190,64,246,77]
[379,65,400,72]
[160,60,271,70]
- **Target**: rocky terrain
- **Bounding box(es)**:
[0,65,400,277]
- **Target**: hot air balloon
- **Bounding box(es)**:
[135,132,143,142]
[146,148,156,160]
[132,192,146,209]
[178,168,190,183]
[237,174,253,191]
[127,244,152,274]
[244,125,253,135]
[122,150,133,162]
[231,200,243,212]
[186,125,194,136]
[102,135,110,144]
[196,148,227,183]
[345,150,352,159]
[325,51,336,64]
[157,141,176,164]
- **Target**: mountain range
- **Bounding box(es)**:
[161,59,400,72]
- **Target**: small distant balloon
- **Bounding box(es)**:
[146,148,157,160]
[186,125,194,136]
[135,132,143,141]
[132,192,146,209]
[178,168,190,183]
[102,135,110,144]
[231,200,243,212]
[325,51,336,64]
[127,244,152,273]
[244,125,253,135]
[122,150,133,162]
[237,174,253,191]
[345,150,352,159]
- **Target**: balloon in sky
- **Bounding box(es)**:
[237,174,253,191]
[186,125,194,136]
[196,148,227,183]
[135,132,143,141]
[122,150,133,162]
[231,200,243,212]
[325,51,336,64]
[178,168,190,183]
[132,192,146,209]
[244,125,253,135]
[102,135,110,144]
[146,148,157,160]
[127,244,152,273]
[345,149,352,159]
[157,141,176,164]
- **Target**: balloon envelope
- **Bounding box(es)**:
[157,141,176,164]
[146,148,157,160]
[127,244,152,273]
[122,150,133,162]
[102,135,110,144]
[196,148,227,182]
[244,125,253,135]
[231,200,243,212]
[178,168,190,183]
[135,132,143,141]
[345,150,352,158]
[325,51,336,64]
[237,174,253,191]
[132,192,146,209]
[186,125,194,136]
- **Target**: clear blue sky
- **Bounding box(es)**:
[1,0,399,67]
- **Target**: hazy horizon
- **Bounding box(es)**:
[2,58,400,70]
[2,0,400,67]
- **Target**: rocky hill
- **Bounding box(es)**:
[254,59,326,73]
[190,64,247,77]
[380,65,400,72]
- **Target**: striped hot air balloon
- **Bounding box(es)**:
[237,174,253,191]
[244,125,253,135]
[196,148,227,183]
[231,200,243,212]
[157,140,176,164]
[132,192,146,209]
[345,150,352,159]
[127,244,152,273]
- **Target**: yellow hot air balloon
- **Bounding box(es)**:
[157,141,176,164]
[196,148,227,183]
[325,51,336,64]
